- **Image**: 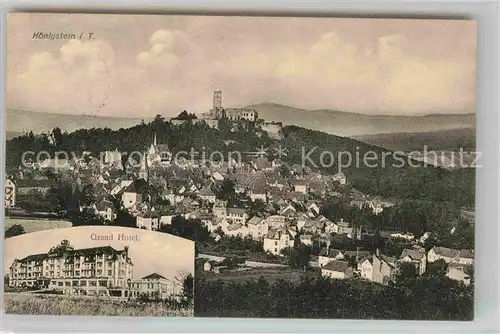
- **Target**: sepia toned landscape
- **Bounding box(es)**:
[5,14,476,320]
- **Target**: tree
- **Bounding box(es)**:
[183,273,194,304]
[71,208,105,226]
[51,127,63,147]
[464,264,474,285]
[396,262,418,285]
[425,259,448,277]
[5,224,25,238]
[248,199,266,217]
[110,208,136,228]
[217,179,235,201]
[173,110,197,121]
[283,244,311,271]
[159,215,210,243]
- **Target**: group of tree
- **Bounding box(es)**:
[172,110,198,121]
[195,274,473,320]
[208,234,265,254]
[158,215,212,244]
[6,114,273,170]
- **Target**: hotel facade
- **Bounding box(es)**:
[8,239,184,299]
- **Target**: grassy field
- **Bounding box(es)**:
[4,293,193,316]
[199,267,321,284]
[5,218,72,233]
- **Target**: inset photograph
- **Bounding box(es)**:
[4,226,194,316]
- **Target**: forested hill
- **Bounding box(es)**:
[280,126,475,207]
[5,118,474,207]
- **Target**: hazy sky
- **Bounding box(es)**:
[7,13,477,117]
[4,226,194,279]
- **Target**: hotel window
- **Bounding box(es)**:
[65,281,71,286]
[75,271,80,276]
[90,281,97,287]
[58,281,63,286]
[107,270,112,275]
[97,270,102,276]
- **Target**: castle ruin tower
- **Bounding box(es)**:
[213,90,222,109]
[213,90,224,118]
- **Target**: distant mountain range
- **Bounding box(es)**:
[6,108,152,135]
[6,104,475,139]
[246,103,475,137]
[353,128,476,152]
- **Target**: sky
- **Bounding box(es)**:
[4,226,194,280]
[7,13,477,117]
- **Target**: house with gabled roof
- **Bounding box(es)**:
[136,211,160,231]
[226,207,249,225]
[226,222,249,237]
[372,251,397,285]
[357,255,373,280]
[246,216,269,240]
[399,248,427,275]
[95,200,117,222]
[198,186,216,203]
[293,179,308,194]
[249,181,268,202]
[308,180,328,196]
[16,178,55,195]
[122,178,149,209]
[280,204,297,217]
[306,201,321,217]
[321,260,353,279]
[446,262,472,285]
[427,246,474,265]
[265,215,287,229]
[318,247,345,267]
[263,229,295,256]
[251,157,273,171]
[299,234,314,246]
[332,172,346,185]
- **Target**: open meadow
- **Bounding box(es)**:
[4,218,72,234]
[4,293,193,316]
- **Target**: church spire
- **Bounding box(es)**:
[139,150,149,182]
[153,133,157,146]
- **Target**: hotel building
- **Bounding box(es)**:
[8,239,186,299]
[9,239,133,297]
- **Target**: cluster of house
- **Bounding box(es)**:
[319,245,474,285]
[7,239,184,299]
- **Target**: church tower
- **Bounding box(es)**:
[139,151,149,182]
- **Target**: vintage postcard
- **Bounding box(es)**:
[5,13,476,320]
[4,226,194,316]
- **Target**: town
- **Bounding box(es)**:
[4,91,474,292]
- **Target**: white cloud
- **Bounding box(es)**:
[10,39,116,114]
[7,20,476,116]
[137,29,189,68]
